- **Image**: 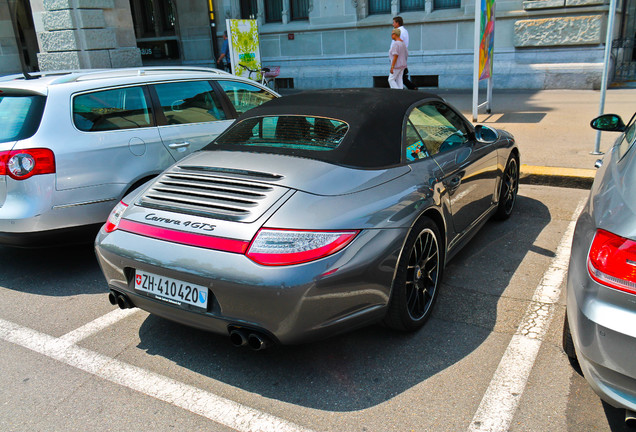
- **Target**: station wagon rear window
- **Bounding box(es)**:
[212,116,348,151]
[0,94,46,143]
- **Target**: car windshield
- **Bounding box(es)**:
[0,94,46,143]
[212,115,348,151]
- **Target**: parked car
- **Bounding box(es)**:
[0,67,278,246]
[564,112,636,421]
[95,88,519,349]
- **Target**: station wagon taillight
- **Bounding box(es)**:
[588,229,636,295]
[0,148,55,180]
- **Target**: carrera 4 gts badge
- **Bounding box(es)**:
[144,213,216,231]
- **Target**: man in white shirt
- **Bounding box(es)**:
[389,28,408,88]
[392,16,417,90]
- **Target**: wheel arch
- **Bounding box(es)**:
[384,206,447,330]
[391,206,448,284]
[121,174,156,200]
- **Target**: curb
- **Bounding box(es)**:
[520,164,596,189]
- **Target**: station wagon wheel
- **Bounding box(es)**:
[562,314,580,370]
[494,155,519,220]
[384,217,443,331]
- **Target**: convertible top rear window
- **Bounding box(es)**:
[214,116,348,151]
[208,88,448,169]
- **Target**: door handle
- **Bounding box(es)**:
[168,141,190,150]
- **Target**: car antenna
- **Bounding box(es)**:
[8,0,35,80]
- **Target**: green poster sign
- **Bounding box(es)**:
[227,19,262,81]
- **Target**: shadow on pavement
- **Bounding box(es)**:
[0,242,104,296]
[135,194,552,411]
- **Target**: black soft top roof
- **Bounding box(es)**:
[210,88,445,169]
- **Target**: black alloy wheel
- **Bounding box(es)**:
[494,155,519,220]
[384,217,442,331]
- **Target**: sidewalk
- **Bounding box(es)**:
[436,88,636,188]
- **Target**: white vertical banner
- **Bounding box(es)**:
[226,19,262,81]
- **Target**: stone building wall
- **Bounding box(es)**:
[36,0,141,70]
[1,0,621,89]
[212,0,616,89]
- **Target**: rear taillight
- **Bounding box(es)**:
[0,148,55,180]
[588,229,636,295]
[246,228,359,266]
[104,201,128,233]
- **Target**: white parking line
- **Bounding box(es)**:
[59,308,139,345]
[0,317,315,432]
[467,199,586,432]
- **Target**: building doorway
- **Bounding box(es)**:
[129,0,181,64]
[10,0,39,71]
[612,0,636,82]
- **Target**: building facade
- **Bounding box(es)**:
[2,0,635,89]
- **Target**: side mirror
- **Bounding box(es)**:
[590,114,625,132]
[474,125,498,143]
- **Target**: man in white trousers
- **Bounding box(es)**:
[388,28,408,89]
[392,16,417,90]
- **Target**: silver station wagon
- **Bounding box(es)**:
[0,67,278,246]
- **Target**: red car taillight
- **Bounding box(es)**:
[104,201,128,233]
[0,148,56,180]
[246,228,359,266]
[588,229,636,295]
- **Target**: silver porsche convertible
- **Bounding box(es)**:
[95,88,519,349]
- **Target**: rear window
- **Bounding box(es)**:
[212,115,348,151]
[73,86,153,132]
[0,94,46,143]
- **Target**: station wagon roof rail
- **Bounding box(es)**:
[1,66,231,86]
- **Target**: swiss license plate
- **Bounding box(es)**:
[134,270,208,310]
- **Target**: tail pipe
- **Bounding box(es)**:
[228,327,273,350]
[248,333,272,351]
[108,290,134,309]
[229,329,248,347]
[626,409,636,426]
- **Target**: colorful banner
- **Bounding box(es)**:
[226,19,262,81]
[478,0,495,81]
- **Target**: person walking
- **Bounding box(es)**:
[388,28,408,89]
[216,31,231,73]
[392,16,417,90]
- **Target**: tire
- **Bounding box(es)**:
[562,313,577,360]
[493,154,519,221]
[384,216,443,331]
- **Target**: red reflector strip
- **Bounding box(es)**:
[118,219,249,254]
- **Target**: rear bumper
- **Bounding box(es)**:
[0,174,120,245]
[95,225,406,345]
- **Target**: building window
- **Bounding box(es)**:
[433,0,461,9]
[240,0,258,19]
[368,0,391,15]
[265,0,283,22]
[291,0,310,20]
[401,0,425,11]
